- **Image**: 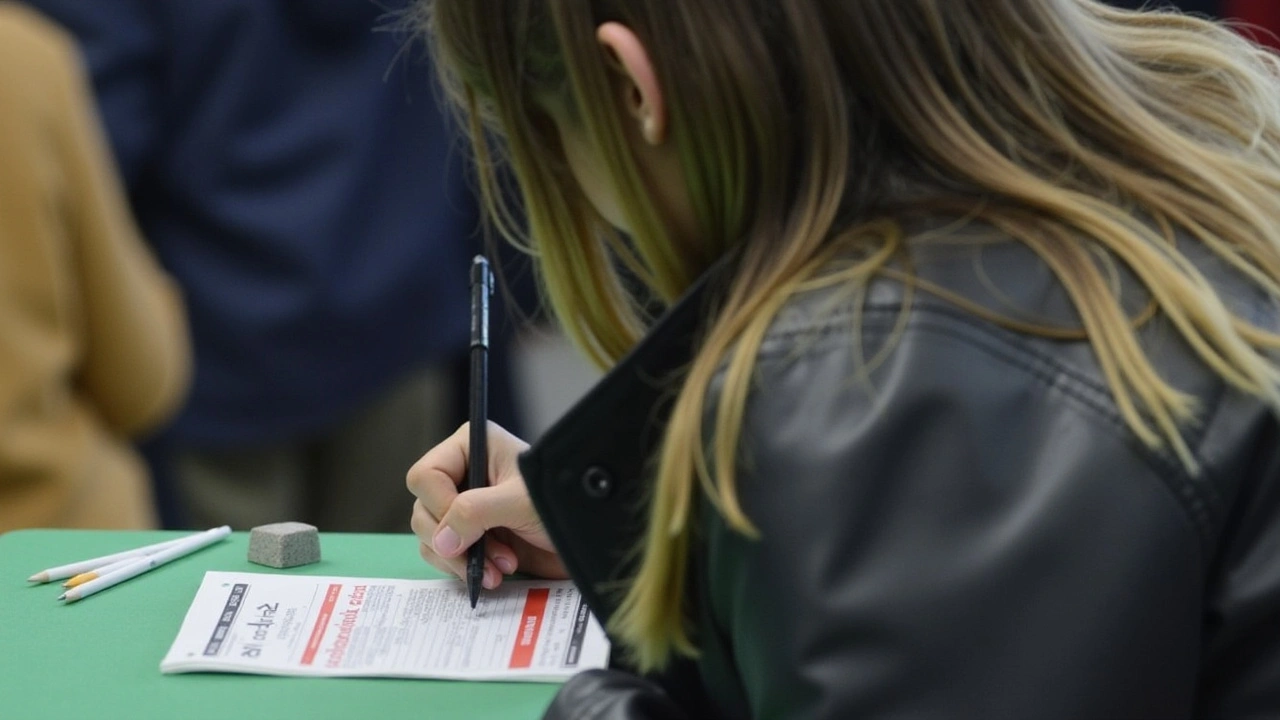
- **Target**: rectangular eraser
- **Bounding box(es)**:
[247,521,321,569]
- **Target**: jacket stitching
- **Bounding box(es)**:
[754,301,1219,549]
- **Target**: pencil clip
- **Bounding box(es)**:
[470,256,492,349]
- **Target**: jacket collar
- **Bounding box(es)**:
[517,259,730,625]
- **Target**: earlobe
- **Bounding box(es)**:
[597,22,666,145]
[642,117,659,145]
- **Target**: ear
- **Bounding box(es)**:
[596,22,666,145]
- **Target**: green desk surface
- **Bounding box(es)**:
[0,529,557,720]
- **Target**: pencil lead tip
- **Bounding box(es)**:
[27,574,46,583]
[467,561,483,609]
[56,593,66,601]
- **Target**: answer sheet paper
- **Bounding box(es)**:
[160,571,610,682]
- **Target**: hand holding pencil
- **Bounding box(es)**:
[407,424,570,593]
[404,256,569,605]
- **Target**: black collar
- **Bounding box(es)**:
[517,258,731,624]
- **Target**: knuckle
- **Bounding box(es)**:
[448,492,481,530]
[409,505,433,538]
[425,467,457,494]
[405,458,430,493]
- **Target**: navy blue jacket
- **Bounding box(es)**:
[23,0,477,445]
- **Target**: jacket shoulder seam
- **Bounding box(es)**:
[751,301,1218,549]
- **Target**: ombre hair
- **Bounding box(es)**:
[411,0,1280,671]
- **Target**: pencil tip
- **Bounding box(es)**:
[56,593,66,601]
[27,574,45,583]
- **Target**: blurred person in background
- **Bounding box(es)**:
[0,2,191,532]
[21,0,526,533]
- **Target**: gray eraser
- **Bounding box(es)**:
[247,521,321,569]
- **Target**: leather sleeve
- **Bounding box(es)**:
[699,307,1209,718]
[544,670,689,720]
[1192,385,1280,716]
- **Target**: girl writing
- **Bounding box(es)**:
[409,1,1280,716]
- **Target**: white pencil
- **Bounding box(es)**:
[62,556,139,588]
[27,535,192,583]
[58,526,232,603]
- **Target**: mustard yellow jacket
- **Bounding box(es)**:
[0,3,191,531]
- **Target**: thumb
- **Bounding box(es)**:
[432,481,536,558]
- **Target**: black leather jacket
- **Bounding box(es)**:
[518,237,1280,719]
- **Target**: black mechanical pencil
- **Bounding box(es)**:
[466,255,492,609]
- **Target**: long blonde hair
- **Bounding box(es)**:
[414,0,1280,671]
